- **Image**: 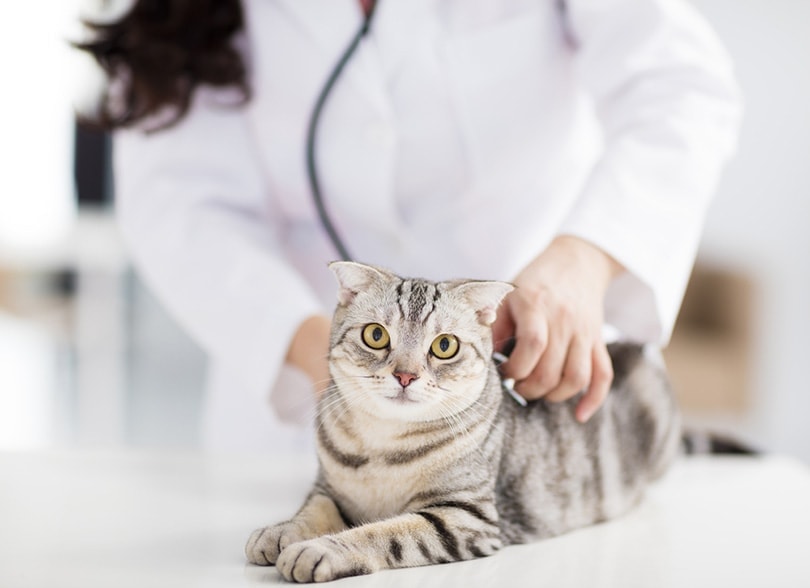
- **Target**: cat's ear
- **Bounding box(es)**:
[454,281,514,326]
[329,261,396,306]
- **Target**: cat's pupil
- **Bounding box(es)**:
[373,327,383,342]
[439,337,450,352]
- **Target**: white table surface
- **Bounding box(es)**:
[1,450,809,588]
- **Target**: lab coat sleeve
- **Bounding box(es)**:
[114,88,325,406]
[558,0,742,343]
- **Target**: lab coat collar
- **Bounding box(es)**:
[369,0,436,82]
[277,0,362,56]
[276,0,394,118]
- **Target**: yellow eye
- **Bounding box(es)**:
[362,323,390,350]
[431,334,459,359]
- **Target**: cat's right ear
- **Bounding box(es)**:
[329,261,393,306]
[454,281,515,326]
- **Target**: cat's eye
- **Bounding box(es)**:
[362,323,390,350]
[430,334,459,359]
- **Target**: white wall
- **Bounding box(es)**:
[0,2,77,261]
[693,0,810,461]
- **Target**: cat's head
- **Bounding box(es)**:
[327,262,513,423]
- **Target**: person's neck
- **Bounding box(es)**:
[358,0,375,18]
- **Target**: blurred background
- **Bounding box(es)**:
[0,0,808,461]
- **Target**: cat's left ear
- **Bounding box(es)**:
[454,281,514,326]
[329,261,396,306]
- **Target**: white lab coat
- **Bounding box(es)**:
[114,0,741,453]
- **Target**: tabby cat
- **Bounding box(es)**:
[245,261,681,583]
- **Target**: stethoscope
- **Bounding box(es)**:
[306,1,380,263]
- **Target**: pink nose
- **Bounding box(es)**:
[393,372,418,388]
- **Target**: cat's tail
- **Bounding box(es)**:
[680,430,760,455]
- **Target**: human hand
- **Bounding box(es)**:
[285,314,332,397]
[491,236,623,422]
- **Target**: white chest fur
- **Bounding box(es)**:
[317,415,474,523]
[323,458,429,523]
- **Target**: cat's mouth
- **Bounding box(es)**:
[384,389,419,404]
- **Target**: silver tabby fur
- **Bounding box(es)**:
[246,262,681,582]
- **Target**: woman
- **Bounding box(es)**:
[80,0,741,452]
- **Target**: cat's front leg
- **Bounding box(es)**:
[276,506,503,582]
[245,492,347,566]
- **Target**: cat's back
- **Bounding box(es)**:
[495,343,680,544]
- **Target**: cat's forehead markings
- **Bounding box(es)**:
[397,279,440,325]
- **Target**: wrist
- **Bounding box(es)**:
[543,235,623,293]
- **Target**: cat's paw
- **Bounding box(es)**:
[276,537,370,583]
[245,522,312,566]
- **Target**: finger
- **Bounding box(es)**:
[514,325,567,400]
[502,309,549,382]
[545,337,591,403]
[575,344,614,423]
[506,324,548,383]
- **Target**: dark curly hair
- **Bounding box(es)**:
[76,0,249,130]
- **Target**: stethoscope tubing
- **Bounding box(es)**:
[305,2,379,262]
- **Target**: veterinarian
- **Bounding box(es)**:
[80,0,741,452]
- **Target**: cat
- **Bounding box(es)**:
[245,261,681,583]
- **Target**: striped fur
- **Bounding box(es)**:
[245,263,681,582]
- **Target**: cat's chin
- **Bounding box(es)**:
[363,393,442,423]
[361,390,479,424]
